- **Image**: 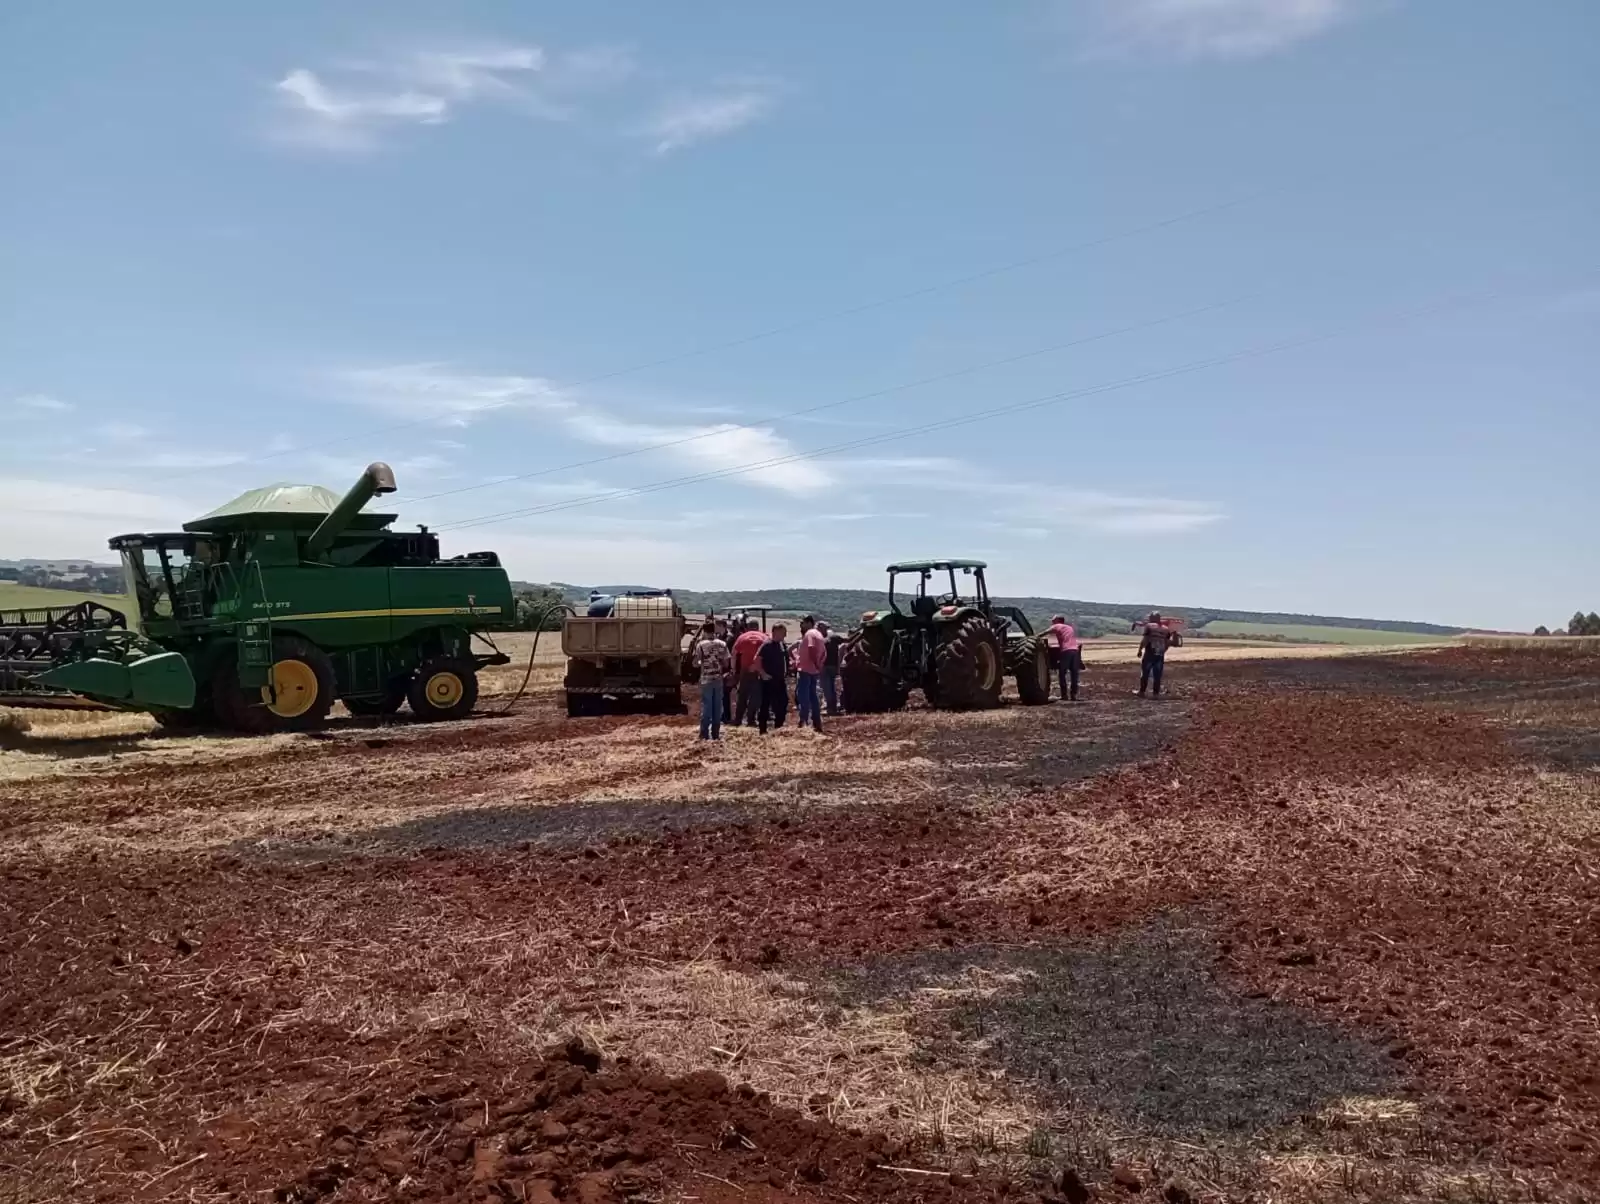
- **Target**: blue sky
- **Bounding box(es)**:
[3,0,1595,630]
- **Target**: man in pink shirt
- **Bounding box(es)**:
[794,615,828,731]
[1048,614,1082,701]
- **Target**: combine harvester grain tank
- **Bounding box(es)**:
[0,463,517,731]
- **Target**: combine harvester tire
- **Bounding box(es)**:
[215,635,336,734]
[409,655,479,722]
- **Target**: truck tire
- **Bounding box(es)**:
[1010,636,1051,706]
[215,635,336,733]
[839,631,907,714]
[409,655,479,722]
[933,616,1004,710]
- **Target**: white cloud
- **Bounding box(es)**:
[563,411,831,495]
[15,393,74,412]
[1094,0,1360,59]
[270,42,627,151]
[840,456,1223,535]
[0,477,198,558]
[334,363,574,425]
[642,84,777,155]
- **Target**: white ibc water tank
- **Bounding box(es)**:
[612,594,677,617]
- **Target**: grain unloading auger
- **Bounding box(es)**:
[0,463,517,732]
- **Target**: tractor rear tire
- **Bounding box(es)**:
[839,632,907,714]
[933,616,1004,710]
[409,655,479,722]
[1010,636,1051,706]
[215,635,336,734]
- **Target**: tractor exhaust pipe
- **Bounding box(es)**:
[305,462,397,561]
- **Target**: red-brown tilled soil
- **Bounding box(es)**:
[2,646,1597,1202]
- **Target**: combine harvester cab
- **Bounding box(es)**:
[6,463,516,733]
[840,558,1051,713]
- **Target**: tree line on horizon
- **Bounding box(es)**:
[1534,612,1600,636]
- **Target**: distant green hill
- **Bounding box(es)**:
[522,582,1466,641]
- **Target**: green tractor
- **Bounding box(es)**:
[839,559,1052,712]
[6,462,516,732]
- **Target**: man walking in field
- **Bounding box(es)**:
[756,623,790,733]
[795,616,827,732]
[1136,611,1180,698]
[690,620,730,740]
[1048,614,1082,701]
[732,619,766,727]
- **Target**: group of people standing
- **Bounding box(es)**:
[689,609,1178,740]
[689,615,843,741]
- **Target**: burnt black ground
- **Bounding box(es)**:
[828,915,1399,1141]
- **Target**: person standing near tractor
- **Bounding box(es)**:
[732,619,766,726]
[756,622,790,733]
[795,616,827,732]
[690,621,730,740]
[818,621,843,716]
[1048,614,1082,701]
[1136,611,1180,698]
[713,617,735,724]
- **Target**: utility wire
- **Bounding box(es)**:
[402,292,1253,504]
[435,273,1564,535]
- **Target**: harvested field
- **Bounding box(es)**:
[2,645,1598,1202]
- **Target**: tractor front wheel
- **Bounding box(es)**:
[409,655,479,722]
[215,636,336,733]
[933,616,1004,710]
[1010,636,1051,706]
[839,631,907,714]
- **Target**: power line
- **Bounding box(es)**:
[435,274,1563,534]
[402,292,1254,504]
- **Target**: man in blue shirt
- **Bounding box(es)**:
[756,623,790,734]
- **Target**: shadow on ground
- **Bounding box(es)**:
[829,916,1399,1139]
[236,798,763,859]
[913,699,1191,790]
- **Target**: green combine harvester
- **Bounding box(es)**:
[0,463,515,732]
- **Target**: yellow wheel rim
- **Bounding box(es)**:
[424,671,465,709]
[976,643,999,691]
[262,659,319,718]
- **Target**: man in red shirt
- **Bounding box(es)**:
[731,620,767,727]
[794,615,828,731]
